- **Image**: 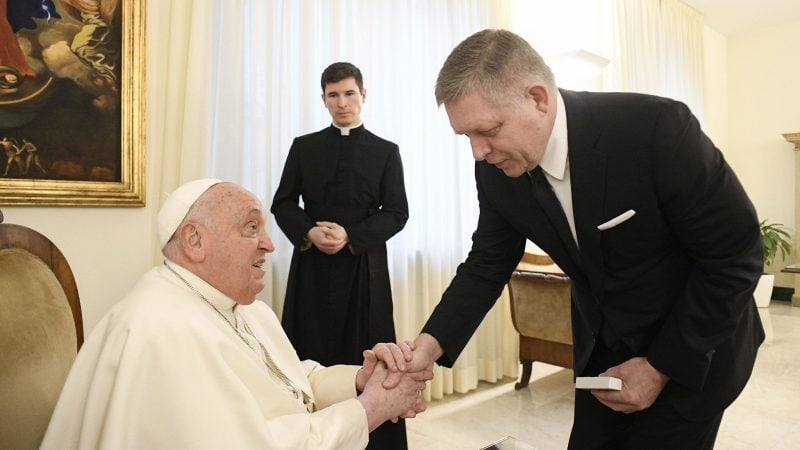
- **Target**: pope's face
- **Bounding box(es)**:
[322,77,365,127]
[204,185,274,305]
[444,87,554,178]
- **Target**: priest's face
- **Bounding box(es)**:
[444,85,555,178]
[204,185,275,305]
[322,77,366,127]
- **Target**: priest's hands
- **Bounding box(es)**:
[307,221,348,254]
[590,357,670,413]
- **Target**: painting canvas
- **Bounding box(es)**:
[0,0,144,206]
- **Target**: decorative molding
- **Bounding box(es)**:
[784,132,800,150]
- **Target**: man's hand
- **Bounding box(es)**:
[382,333,441,389]
[306,224,347,254]
[316,221,348,241]
[356,341,415,392]
[590,357,670,414]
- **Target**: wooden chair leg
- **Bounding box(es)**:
[515,359,533,390]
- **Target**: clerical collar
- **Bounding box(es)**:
[332,122,363,136]
[162,259,238,320]
[537,91,568,180]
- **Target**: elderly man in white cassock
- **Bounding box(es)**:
[41,179,428,450]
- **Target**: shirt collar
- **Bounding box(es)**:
[538,91,568,180]
[332,122,363,136]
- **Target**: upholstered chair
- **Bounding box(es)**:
[0,209,82,450]
[508,252,573,390]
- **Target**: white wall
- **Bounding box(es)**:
[701,26,728,151]
[725,20,800,286]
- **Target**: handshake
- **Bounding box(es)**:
[353,334,442,432]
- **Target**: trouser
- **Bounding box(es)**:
[367,418,407,450]
[568,339,723,450]
[569,388,723,449]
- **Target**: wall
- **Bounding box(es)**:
[701,26,728,151]
[725,21,800,287]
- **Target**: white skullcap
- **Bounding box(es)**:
[157,178,223,248]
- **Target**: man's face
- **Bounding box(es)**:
[445,87,554,178]
[322,77,365,127]
[203,185,274,305]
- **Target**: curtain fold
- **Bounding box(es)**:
[605,0,706,118]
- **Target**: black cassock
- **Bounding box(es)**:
[272,125,409,449]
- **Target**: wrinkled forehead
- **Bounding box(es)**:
[203,184,266,221]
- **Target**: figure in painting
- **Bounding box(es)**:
[1,136,23,176]
[19,138,44,174]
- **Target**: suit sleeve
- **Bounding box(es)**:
[645,101,763,390]
[345,144,409,254]
[421,164,526,366]
[271,139,316,246]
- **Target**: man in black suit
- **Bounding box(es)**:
[404,29,765,449]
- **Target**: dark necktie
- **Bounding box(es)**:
[528,166,578,253]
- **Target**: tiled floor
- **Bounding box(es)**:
[407,302,800,450]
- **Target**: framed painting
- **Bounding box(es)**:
[0,0,145,206]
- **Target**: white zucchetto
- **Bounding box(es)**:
[157,178,223,248]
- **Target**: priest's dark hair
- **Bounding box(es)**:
[321,62,364,93]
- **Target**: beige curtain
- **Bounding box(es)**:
[146,0,219,264]
[605,0,706,117]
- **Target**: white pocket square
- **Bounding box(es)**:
[597,209,636,230]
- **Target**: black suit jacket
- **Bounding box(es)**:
[422,89,765,420]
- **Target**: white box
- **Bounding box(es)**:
[575,376,622,390]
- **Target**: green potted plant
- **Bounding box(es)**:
[754,221,792,307]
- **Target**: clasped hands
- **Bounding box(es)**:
[355,339,437,429]
[307,221,348,254]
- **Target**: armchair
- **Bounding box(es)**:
[508,252,573,390]
[0,209,82,450]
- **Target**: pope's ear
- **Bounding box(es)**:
[178,222,205,262]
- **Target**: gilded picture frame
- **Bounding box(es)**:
[0,0,145,206]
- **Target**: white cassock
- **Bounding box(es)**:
[41,262,369,450]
